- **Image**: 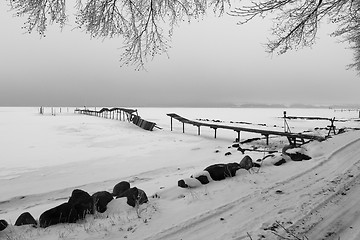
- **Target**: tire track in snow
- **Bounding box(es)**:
[143,135,360,240]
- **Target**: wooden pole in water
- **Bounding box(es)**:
[170,117,173,131]
[214,128,217,138]
[198,126,200,135]
[182,122,185,133]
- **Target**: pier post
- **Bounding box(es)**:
[234,131,240,142]
[198,126,200,135]
[170,117,173,131]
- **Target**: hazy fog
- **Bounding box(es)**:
[0,2,358,107]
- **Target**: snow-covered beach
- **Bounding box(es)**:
[1,107,360,240]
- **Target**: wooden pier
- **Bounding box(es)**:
[167,113,325,146]
[75,107,157,131]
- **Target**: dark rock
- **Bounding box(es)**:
[15,212,37,226]
[205,164,227,181]
[274,158,287,166]
[239,155,254,170]
[39,203,78,228]
[253,162,261,168]
[289,152,311,161]
[0,219,8,231]
[113,181,131,198]
[282,145,311,161]
[92,191,114,213]
[204,163,240,181]
[232,143,240,148]
[225,163,241,177]
[119,187,148,207]
[68,189,94,219]
[177,178,202,188]
[225,152,232,156]
[338,128,346,134]
[178,179,188,188]
[190,171,212,184]
[195,175,210,184]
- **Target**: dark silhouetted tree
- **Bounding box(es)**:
[7,0,360,71]
[231,0,360,72]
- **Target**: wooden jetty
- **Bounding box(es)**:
[167,113,325,146]
[75,107,157,131]
[283,111,337,136]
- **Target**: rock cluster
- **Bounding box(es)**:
[178,155,256,188]
[1,181,148,230]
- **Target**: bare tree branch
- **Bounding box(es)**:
[231,0,360,71]
[6,0,360,72]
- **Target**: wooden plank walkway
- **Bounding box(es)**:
[75,107,156,131]
[167,113,325,145]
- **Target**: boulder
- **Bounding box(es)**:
[68,189,94,219]
[225,152,232,156]
[283,146,311,161]
[204,164,227,181]
[112,181,131,198]
[204,163,240,181]
[119,187,148,207]
[0,219,8,231]
[15,212,37,226]
[288,152,311,161]
[39,203,78,228]
[177,178,202,188]
[191,171,213,184]
[92,191,114,213]
[225,162,241,177]
[274,158,287,166]
[239,155,254,170]
[178,179,188,188]
[195,175,210,184]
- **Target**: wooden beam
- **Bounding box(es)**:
[198,126,200,135]
[170,117,173,131]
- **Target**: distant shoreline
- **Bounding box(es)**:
[0,104,359,109]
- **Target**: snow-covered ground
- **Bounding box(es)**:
[1,107,360,240]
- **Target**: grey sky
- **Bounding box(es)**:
[0,2,358,107]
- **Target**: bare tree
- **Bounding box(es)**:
[8,0,229,69]
[231,0,360,71]
[7,0,360,71]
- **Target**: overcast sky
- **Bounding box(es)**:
[0,2,358,107]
